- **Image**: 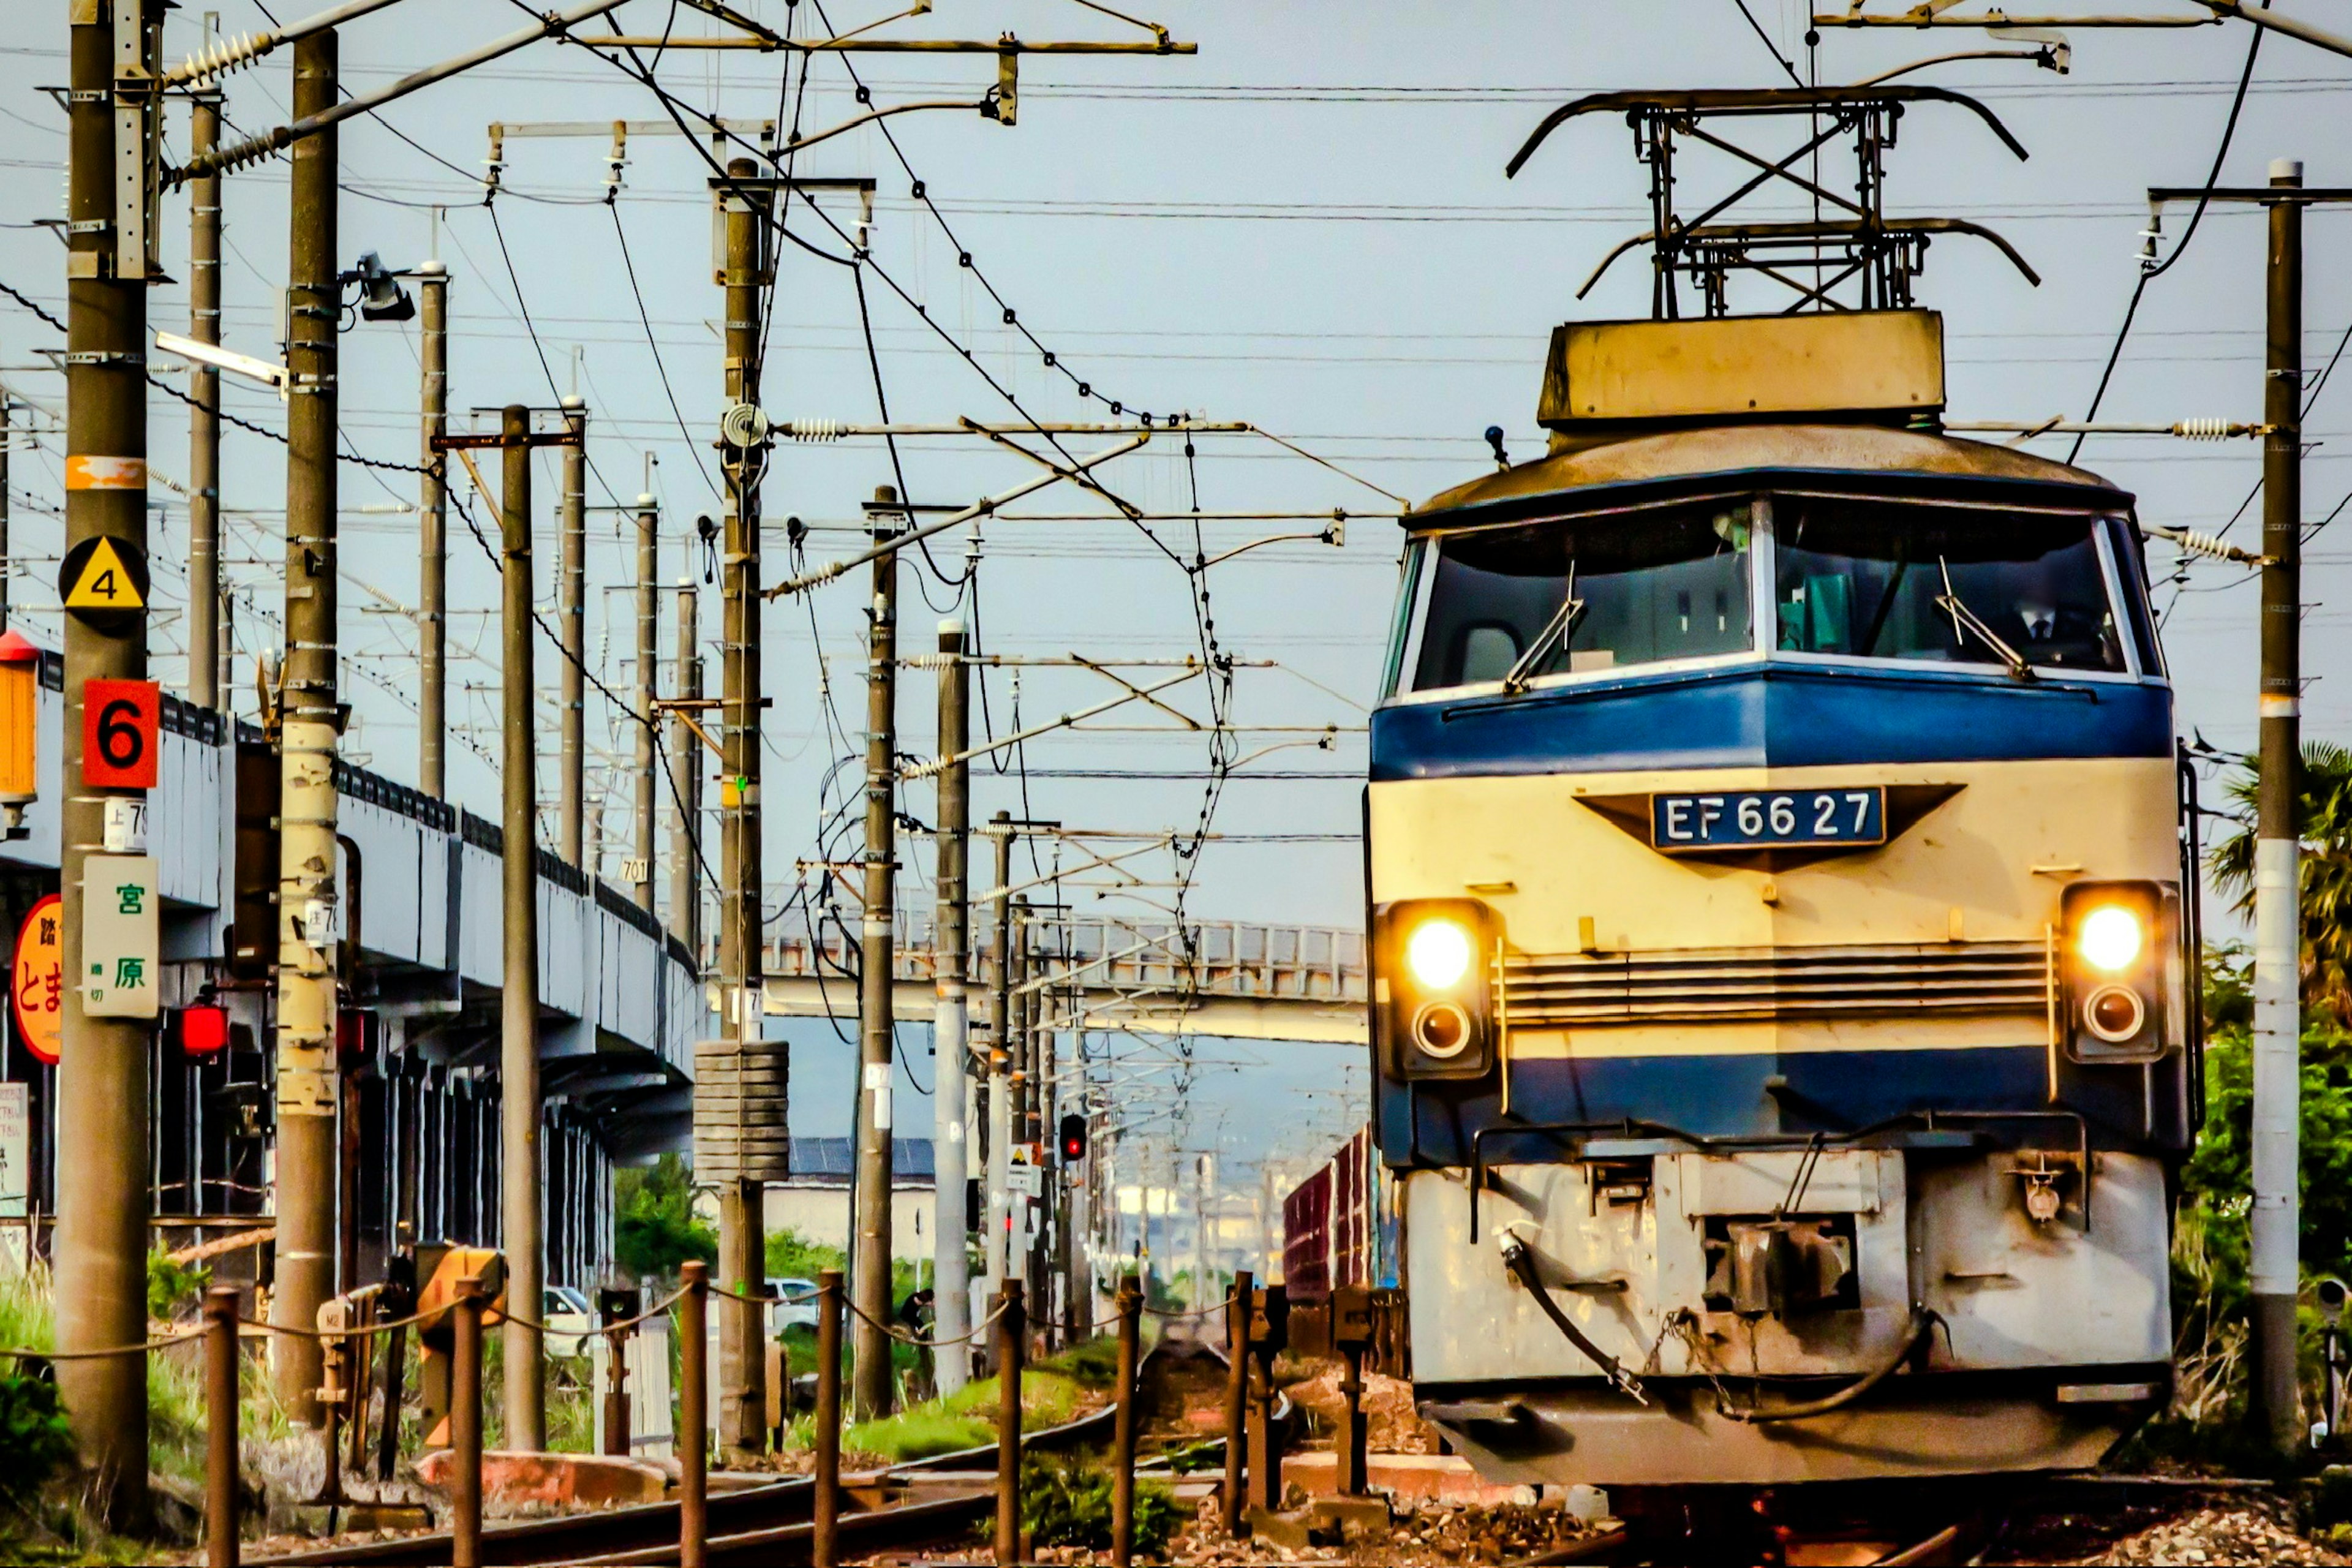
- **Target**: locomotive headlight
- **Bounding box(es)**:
[2075,905,2144,973]
[2059,881,2171,1064]
[1375,899,1497,1082]
[1406,918,1475,991]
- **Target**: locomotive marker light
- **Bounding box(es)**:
[1376,900,1496,1079]
[2059,881,2169,1060]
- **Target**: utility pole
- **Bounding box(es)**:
[632,490,658,911]
[270,23,342,1425]
[852,486,901,1419]
[715,157,771,1459]
[2140,161,2352,1455]
[931,617,971,1395]
[0,396,11,632]
[498,403,546,1449]
[417,260,448,798]
[984,814,1013,1297]
[559,394,587,866]
[186,47,222,709]
[2251,156,2307,1455]
[669,580,701,950]
[1012,897,1036,1305]
[54,0,156,1522]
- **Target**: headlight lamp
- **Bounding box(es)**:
[2075,905,2144,973]
[1404,918,1475,991]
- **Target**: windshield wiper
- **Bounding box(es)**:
[1502,595,1587,695]
[1934,557,2036,682]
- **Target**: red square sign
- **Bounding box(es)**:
[82,678,160,789]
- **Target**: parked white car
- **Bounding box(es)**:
[767,1276,819,1338]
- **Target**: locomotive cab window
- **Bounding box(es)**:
[1408,503,1755,692]
[1772,502,2128,674]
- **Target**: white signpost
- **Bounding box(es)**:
[80,854,159,1019]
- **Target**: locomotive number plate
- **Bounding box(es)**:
[1649,787,1886,852]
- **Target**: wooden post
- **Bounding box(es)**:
[205,1286,239,1568]
[994,1280,1026,1567]
[451,1275,485,1568]
[679,1261,709,1568]
[813,1269,843,1568]
[1222,1270,1251,1536]
[1111,1275,1141,1568]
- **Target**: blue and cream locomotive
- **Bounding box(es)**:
[1367,307,2193,1484]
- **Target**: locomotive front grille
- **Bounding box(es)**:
[1501,941,2047,1026]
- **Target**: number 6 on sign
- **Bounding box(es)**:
[81,679,159,789]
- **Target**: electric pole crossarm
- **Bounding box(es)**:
[768,434,1151,597]
[167,0,627,184]
[575,35,1197,53]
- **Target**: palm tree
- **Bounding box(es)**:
[2212,740,2352,1020]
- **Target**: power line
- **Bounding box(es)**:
[2068,3,2267,462]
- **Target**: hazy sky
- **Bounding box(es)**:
[2,1,2346,1177]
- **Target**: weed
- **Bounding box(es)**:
[1017,1453,1180,1557]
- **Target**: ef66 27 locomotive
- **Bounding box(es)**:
[1365,299,2195,1485]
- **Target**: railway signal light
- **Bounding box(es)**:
[2059,881,2174,1062]
[1058,1113,1086,1164]
[1374,899,1498,1080]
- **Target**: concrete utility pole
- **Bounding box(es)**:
[931,618,971,1394]
[715,157,771,1458]
[417,260,448,799]
[186,58,222,709]
[559,395,587,867]
[270,24,343,1425]
[2251,156,2307,1455]
[1012,898,1037,1303]
[0,397,11,632]
[498,404,546,1449]
[54,0,156,1521]
[852,486,902,1419]
[669,580,701,951]
[632,491,658,911]
[984,814,1013,1295]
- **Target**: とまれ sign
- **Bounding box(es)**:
[56,536,149,628]
[81,854,158,1020]
[81,679,159,790]
[10,893,61,1064]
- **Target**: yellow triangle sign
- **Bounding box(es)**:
[64,538,143,611]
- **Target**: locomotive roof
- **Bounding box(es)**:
[1408,422,2133,528]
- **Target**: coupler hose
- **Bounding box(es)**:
[1715,1307,1940,1424]
[1498,1232,1648,1406]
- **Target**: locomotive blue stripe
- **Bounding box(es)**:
[1378,1044,2173,1162]
[1370,662,2173,782]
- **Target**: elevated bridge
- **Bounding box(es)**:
[0,651,701,1285]
[763,913,1368,1045]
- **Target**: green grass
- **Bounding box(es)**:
[778,1368,1096,1463]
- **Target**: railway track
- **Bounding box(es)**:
[260,1338,1230,1567]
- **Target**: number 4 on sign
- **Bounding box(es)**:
[81,680,159,790]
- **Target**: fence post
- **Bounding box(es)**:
[451,1275,485,1568]
[813,1269,843,1568]
[1222,1269,1251,1537]
[1111,1275,1141,1568]
[679,1261,709,1568]
[205,1285,239,1568]
[994,1279,1025,1568]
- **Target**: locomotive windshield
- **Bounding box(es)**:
[1774,500,2127,674]
[1395,496,2144,695]
[1408,503,1754,690]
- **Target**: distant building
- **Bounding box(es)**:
[761,1137,938,1267]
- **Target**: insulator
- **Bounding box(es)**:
[2174,418,2233,440]
[782,418,844,442]
[175,31,271,86]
